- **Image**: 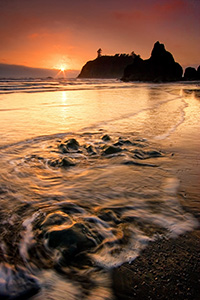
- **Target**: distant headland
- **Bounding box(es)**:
[78,42,200,82]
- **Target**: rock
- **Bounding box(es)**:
[113,138,132,146]
[197,65,200,79]
[41,212,72,228]
[64,138,79,150]
[122,160,157,167]
[0,264,40,299]
[184,67,198,80]
[58,139,79,153]
[58,143,69,153]
[103,145,122,155]
[78,54,134,79]
[122,41,183,82]
[48,157,76,168]
[101,134,111,141]
[46,223,96,257]
[85,145,97,155]
[132,149,163,160]
[98,209,121,224]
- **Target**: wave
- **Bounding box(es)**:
[0,78,188,94]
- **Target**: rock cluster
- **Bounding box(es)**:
[122,41,183,82]
[78,42,200,82]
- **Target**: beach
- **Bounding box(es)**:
[0,78,199,299]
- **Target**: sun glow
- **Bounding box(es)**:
[60,66,66,72]
[55,64,67,78]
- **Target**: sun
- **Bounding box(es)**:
[54,63,67,78]
[60,66,66,72]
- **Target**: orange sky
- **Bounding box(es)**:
[0,0,199,70]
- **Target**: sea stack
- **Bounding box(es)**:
[122,41,183,82]
[77,50,134,79]
[183,66,200,80]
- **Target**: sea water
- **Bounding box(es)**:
[0,78,199,299]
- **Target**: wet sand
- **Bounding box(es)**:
[112,229,200,300]
[112,172,200,299]
[112,121,200,300]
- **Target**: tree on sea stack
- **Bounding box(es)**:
[97,48,102,58]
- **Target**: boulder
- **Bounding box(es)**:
[46,223,96,257]
[103,145,122,155]
[184,67,198,80]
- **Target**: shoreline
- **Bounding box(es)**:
[112,131,200,300]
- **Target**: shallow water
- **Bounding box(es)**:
[0,79,199,299]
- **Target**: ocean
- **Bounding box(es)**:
[0,78,199,299]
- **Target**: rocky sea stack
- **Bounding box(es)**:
[78,53,134,79]
[183,66,200,81]
[122,41,183,82]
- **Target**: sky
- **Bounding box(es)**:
[0,0,199,71]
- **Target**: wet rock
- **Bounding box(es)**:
[114,138,132,147]
[98,209,121,224]
[122,160,157,167]
[58,138,79,153]
[58,143,69,153]
[132,149,163,160]
[85,145,97,155]
[101,134,111,142]
[48,157,76,168]
[64,138,79,150]
[46,223,96,257]
[103,145,122,155]
[0,264,40,300]
[41,212,72,228]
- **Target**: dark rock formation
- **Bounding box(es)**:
[101,134,111,141]
[48,157,76,168]
[58,138,80,153]
[184,66,199,80]
[197,65,200,79]
[103,145,122,155]
[122,41,183,82]
[46,223,97,259]
[0,264,40,299]
[78,54,134,79]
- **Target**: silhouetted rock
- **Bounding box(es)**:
[78,55,134,79]
[184,67,198,80]
[122,41,183,82]
[197,66,200,79]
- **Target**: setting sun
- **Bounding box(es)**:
[60,66,66,72]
